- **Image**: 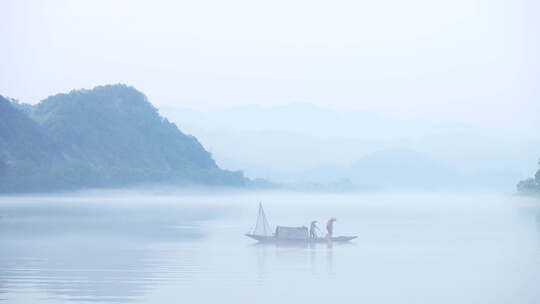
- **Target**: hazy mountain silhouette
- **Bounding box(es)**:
[161,104,530,190]
[297,149,461,190]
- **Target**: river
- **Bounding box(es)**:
[0,191,539,303]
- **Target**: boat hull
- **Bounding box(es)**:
[245,234,357,243]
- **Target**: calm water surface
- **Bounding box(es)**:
[0,191,539,303]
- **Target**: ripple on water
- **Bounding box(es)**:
[0,239,197,302]
[1,193,540,304]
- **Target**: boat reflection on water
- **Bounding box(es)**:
[249,238,355,279]
[249,239,354,249]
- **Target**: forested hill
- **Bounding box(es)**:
[517,158,540,195]
[0,85,246,193]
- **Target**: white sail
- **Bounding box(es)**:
[252,202,272,236]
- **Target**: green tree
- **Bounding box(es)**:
[517,157,540,194]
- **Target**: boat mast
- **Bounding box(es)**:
[253,202,272,236]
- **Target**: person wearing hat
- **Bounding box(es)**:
[326,217,337,238]
[310,220,321,239]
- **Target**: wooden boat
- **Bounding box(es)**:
[245,203,357,243]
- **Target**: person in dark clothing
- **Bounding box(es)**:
[310,220,321,239]
[326,217,336,238]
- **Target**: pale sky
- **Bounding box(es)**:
[1,0,539,128]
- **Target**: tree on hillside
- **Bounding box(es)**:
[517,157,540,194]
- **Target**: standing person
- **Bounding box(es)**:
[310,220,321,239]
[326,217,336,238]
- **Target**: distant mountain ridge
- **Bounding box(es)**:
[160,104,530,190]
[295,149,459,190]
[0,85,246,193]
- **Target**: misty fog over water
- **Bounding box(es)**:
[2,1,540,303]
[1,191,539,304]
